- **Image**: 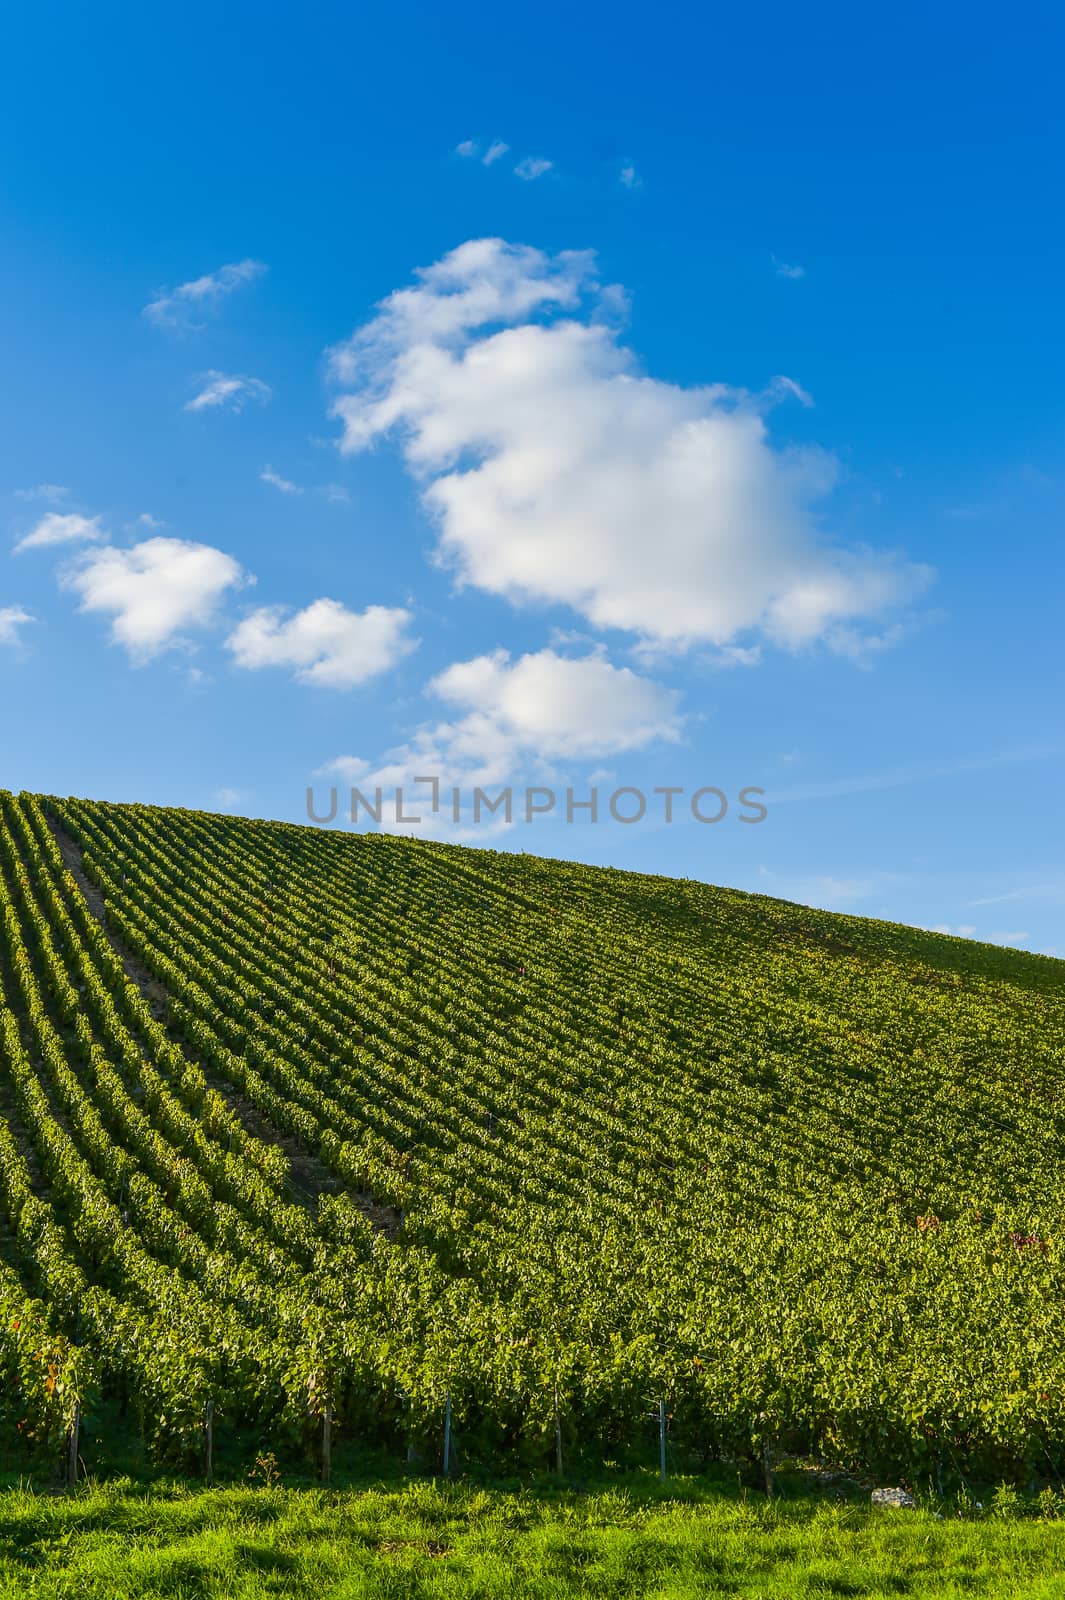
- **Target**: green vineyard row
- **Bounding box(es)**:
[1,788,1064,1482]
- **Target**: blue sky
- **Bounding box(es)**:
[3,0,1063,954]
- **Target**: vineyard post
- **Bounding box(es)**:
[66,1401,81,1490]
[203,1398,214,1484]
[554,1386,563,1476]
[442,1392,452,1477]
[659,1398,667,1482]
[322,1402,332,1484]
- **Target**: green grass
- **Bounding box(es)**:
[3,1476,1065,1598]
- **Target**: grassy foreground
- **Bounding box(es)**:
[3,1477,1065,1599]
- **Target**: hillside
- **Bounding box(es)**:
[1,789,1064,1485]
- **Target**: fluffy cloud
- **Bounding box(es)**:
[433,647,678,758]
[61,537,246,660]
[14,484,69,503]
[260,466,302,494]
[456,139,517,168]
[227,598,415,688]
[185,371,272,412]
[328,240,593,377]
[0,605,35,646]
[514,156,552,180]
[619,161,642,189]
[143,259,266,332]
[328,239,932,655]
[15,512,105,553]
[322,647,680,801]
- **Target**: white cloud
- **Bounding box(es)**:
[756,866,875,910]
[143,259,267,332]
[14,484,69,503]
[0,605,35,646]
[821,604,942,665]
[214,786,250,810]
[227,598,415,688]
[483,140,510,166]
[968,882,1065,908]
[328,239,594,378]
[455,139,479,157]
[773,256,806,280]
[15,512,106,553]
[709,643,762,668]
[772,741,1062,807]
[260,465,302,494]
[514,156,553,181]
[321,647,681,814]
[766,375,814,408]
[945,501,997,521]
[619,161,642,189]
[433,647,679,758]
[988,930,1031,947]
[61,537,246,660]
[329,238,931,655]
[185,371,272,412]
[319,483,351,504]
[128,513,166,531]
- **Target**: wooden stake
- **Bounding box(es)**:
[322,1402,333,1484]
[66,1402,80,1490]
[442,1392,452,1477]
[554,1387,563,1476]
[659,1398,667,1482]
[204,1399,214,1484]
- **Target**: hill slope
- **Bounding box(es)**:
[1,789,1063,1482]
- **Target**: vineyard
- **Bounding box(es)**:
[1,789,1064,1488]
